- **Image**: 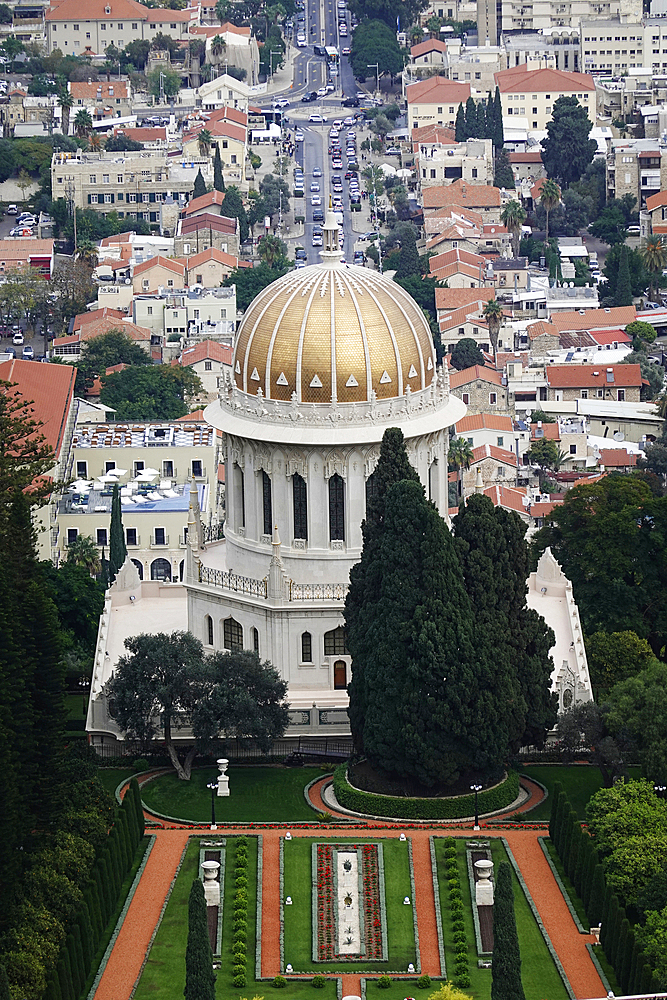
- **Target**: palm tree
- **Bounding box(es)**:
[58,88,74,137]
[449,437,474,498]
[640,235,667,301]
[210,34,225,64]
[197,128,213,156]
[258,234,287,266]
[540,178,561,244]
[66,534,101,576]
[500,199,527,257]
[74,108,93,138]
[483,298,504,356]
[76,238,98,268]
[88,132,102,152]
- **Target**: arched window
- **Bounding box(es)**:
[333,660,347,690]
[233,464,245,530]
[206,615,214,646]
[365,470,377,514]
[252,627,259,654]
[131,558,143,580]
[179,559,185,582]
[150,557,171,581]
[329,473,345,541]
[223,617,243,651]
[262,470,272,536]
[301,631,312,663]
[293,473,308,540]
[324,626,349,656]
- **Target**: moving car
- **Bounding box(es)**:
[6,204,17,214]
[312,232,323,246]
[342,47,351,55]
[386,147,402,155]
[317,87,328,98]
[343,116,356,125]
[309,113,326,123]
[295,247,307,261]
[12,332,24,346]
[310,182,320,192]
[301,91,318,102]
[313,166,323,177]
[311,194,322,205]
[353,250,365,264]
[295,129,305,141]
[275,98,290,109]
[313,209,325,222]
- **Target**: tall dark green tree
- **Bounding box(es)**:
[213,143,225,192]
[491,862,526,1000]
[193,169,207,199]
[615,244,632,307]
[108,484,127,586]
[184,879,215,1000]
[493,86,504,149]
[220,184,249,242]
[465,96,478,137]
[541,96,597,187]
[346,476,479,787]
[395,226,421,279]
[455,103,467,141]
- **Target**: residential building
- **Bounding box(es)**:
[450,364,511,414]
[182,247,250,287]
[132,256,186,294]
[132,286,237,341]
[480,0,641,43]
[455,411,516,450]
[504,29,581,73]
[68,80,132,122]
[176,340,234,397]
[182,119,247,186]
[444,38,507,92]
[528,319,561,356]
[406,76,473,132]
[408,38,448,80]
[493,257,529,291]
[0,239,54,277]
[461,442,519,492]
[174,213,241,259]
[440,300,493,351]
[549,304,636,334]
[544,284,600,315]
[644,189,667,235]
[531,416,588,468]
[429,246,492,286]
[52,317,154,360]
[417,138,494,190]
[598,447,638,470]
[204,23,260,86]
[606,138,667,206]
[0,358,77,561]
[44,0,197,55]
[58,419,220,581]
[594,68,653,120]
[51,150,213,222]
[436,286,496,324]
[423,179,505,222]
[197,72,267,112]
[545,363,642,401]
[580,18,645,76]
[494,65,595,130]
[509,150,546,184]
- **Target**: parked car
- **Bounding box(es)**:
[12,332,24,346]
[22,344,34,359]
[6,204,17,214]
[295,247,307,261]
[313,209,325,222]
[386,147,402,156]
[301,91,318,102]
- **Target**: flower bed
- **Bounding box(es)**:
[313,843,386,963]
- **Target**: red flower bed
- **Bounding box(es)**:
[315,843,384,962]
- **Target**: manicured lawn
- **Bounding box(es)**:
[134,835,339,1000]
[521,765,642,821]
[434,838,569,1000]
[140,765,326,822]
[65,693,87,719]
[362,978,439,1000]
[96,768,137,798]
[283,836,416,973]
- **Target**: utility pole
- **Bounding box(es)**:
[367,62,379,98]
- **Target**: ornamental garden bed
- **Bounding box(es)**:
[432,837,569,1000]
[283,836,416,973]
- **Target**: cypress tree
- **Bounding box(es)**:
[614,917,629,987]
[130,777,145,838]
[599,883,614,948]
[485,91,494,138]
[0,966,11,1000]
[566,818,581,883]
[455,103,467,141]
[561,808,574,870]
[491,862,526,1000]
[213,143,225,192]
[184,879,216,1000]
[548,781,563,841]
[603,896,620,961]
[580,841,596,910]
[117,810,132,871]
[493,86,504,149]
[94,863,110,925]
[122,792,138,850]
[218,184,248,242]
[465,96,477,137]
[552,789,568,855]
[573,829,586,895]
[77,904,94,971]
[66,932,83,999]
[44,971,62,1000]
[615,245,632,307]
[193,168,207,199]
[57,955,73,1000]
[84,884,102,947]
[109,484,127,586]
[587,864,606,926]
[395,227,421,279]
[620,926,635,995]
[638,957,652,995]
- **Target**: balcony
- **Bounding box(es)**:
[151,534,170,547]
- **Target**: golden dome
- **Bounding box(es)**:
[232,262,436,404]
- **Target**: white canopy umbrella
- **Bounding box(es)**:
[109,467,128,476]
[98,473,120,483]
[142,467,160,476]
[134,471,158,482]
[70,480,92,491]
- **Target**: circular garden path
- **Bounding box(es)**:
[93,774,606,1000]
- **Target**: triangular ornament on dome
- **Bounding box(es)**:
[408,364,417,378]
[276,372,289,386]
[250,367,260,381]
[346,374,358,387]
[235,360,241,374]
[310,374,323,388]
[427,357,433,370]
[379,370,391,384]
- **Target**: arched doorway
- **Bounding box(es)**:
[333,660,347,690]
[151,558,171,581]
[179,559,184,581]
[131,558,143,580]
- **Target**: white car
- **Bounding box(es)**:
[332,119,343,128]
[309,113,326,123]
[310,182,320,192]
[313,167,323,177]
[317,86,328,98]
[311,194,322,206]
[295,129,305,141]
[343,116,356,126]
[274,98,290,109]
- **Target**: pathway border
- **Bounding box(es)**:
[537,836,588,934]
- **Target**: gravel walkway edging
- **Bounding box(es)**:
[428,836,446,978]
[256,835,264,980]
[501,837,576,1000]
[87,836,156,1000]
[407,837,422,974]
[586,943,613,994]
[537,836,588,934]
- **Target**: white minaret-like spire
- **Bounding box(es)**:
[320,195,343,265]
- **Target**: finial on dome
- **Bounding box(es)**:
[321,194,343,263]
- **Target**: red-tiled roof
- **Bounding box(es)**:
[438,302,487,332]
[530,500,563,517]
[180,214,238,236]
[410,38,448,56]
[456,413,513,433]
[550,306,636,333]
[599,448,638,467]
[70,81,129,100]
[494,65,595,93]
[545,364,642,388]
[406,75,470,104]
[531,422,560,440]
[133,255,186,277]
[0,358,75,457]
[646,191,667,211]
[483,484,528,513]
[527,320,559,340]
[589,329,631,346]
[179,341,233,366]
[116,127,166,142]
[184,190,227,216]
[450,365,504,388]
[435,287,495,311]
[472,443,518,466]
[73,307,125,329]
[176,409,206,421]
[423,180,502,209]
[509,151,544,163]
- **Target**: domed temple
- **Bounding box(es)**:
[184,209,467,734]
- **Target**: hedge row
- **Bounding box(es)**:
[231,838,250,988]
[550,783,659,996]
[332,766,519,820]
[443,838,470,988]
[42,779,146,1000]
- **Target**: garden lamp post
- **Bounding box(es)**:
[79,674,90,716]
[470,784,482,831]
[207,781,217,830]
[655,784,667,800]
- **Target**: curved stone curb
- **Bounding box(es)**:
[501,837,577,1000]
[87,836,155,1000]
[518,775,549,815]
[586,943,613,994]
[320,779,529,825]
[537,837,588,934]
[303,773,335,816]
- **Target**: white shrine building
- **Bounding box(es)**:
[85,211,591,750]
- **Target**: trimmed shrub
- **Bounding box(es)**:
[312,976,327,988]
[233,928,247,943]
[450,901,464,918]
[449,888,462,902]
[377,976,392,988]
[233,916,248,931]
[233,975,247,987]
[235,876,248,889]
[273,976,287,988]
[416,975,431,989]
[452,920,465,933]
[233,964,246,977]
[232,941,246,957]
[455,974,471,988]
[333,766,519,819]
[234,896,248,911]
[454,941,467,955]
[132,757,150,772]
[453,931,467,945]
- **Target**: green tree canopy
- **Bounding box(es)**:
[621,350,663,401]
[350,19,406,79]
[602,244,649,300]
[219,184,249,242]
[606,663,667,784]
[626,320,657,349]
[541,96,597,187]
[589,205,628,246]
[394,226,421,278]
[99,365,202,421]
[614,245,632,306]
[223,260,292,312]
[586,779,667,857]
[147,65,181,98]
[450,338,484,370]
[75,329,153,394]
[526,437,560,470]
[491,862,526,1000]
[584,630,656,700]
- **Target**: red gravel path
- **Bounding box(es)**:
[261,831,282,978]
[410,835,441,977]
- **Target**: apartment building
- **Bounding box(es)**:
[44,0,196,55]
[406,76,473,131]
[51,150,213,222]
[445,38,507,92]
[418,138,494,189]
[182,119,247,186]
[132,286,237,340]
[494,65,595,130]
[409,38,448,80]
[68,80,132,122]
[450,364,511,414]
[479,0,641,44]
[594,67,653,119]
[606,138,667,206]
[545,363,642,401]
[198,72,266,112]
[504,30,581,73]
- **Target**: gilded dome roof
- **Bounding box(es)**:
[232,261,436,404]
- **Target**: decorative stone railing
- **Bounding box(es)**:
[197,564,347,602]
[288,581,348,601]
